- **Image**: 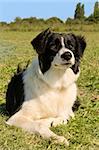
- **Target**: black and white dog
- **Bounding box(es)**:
[6,29,86,145]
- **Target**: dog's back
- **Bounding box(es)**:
[6,62,29,115]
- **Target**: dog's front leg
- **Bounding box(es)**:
[35,118,69,146]
[6,113,69,146]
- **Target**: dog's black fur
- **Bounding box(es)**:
[6,63,29,116]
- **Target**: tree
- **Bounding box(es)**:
[66,18,74,24]
[81,4,85,19]
[14,17,22,23]
[93,1,99,20]
[74,3,85,20]
[46,17,63,25]
[85,14,96,23]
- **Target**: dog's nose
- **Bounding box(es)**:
[61,51,72,61]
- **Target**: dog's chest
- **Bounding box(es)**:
[22,61,77,119]
[22,83,76,120]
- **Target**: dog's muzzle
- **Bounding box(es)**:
[60,50,75,66]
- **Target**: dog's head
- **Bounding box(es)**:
[31,29,86,74]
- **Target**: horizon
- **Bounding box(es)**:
[0,0,97,23]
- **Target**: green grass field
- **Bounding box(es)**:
[0,30,99,150]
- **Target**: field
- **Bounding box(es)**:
[0,30,99,150]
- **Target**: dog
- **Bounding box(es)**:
[6,29,86,145]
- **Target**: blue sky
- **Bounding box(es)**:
[0,0,97,23]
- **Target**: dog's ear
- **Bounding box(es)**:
[76,35,86,57]
[31,28,51,54]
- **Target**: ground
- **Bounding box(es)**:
[0,30,99,150]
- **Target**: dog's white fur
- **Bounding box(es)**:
[6,37,80,145]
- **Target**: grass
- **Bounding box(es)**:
[0,30,99,150]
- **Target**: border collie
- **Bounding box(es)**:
[6,29,86,145]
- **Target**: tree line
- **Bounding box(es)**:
[0,1,99,31]
[73,1,99,22]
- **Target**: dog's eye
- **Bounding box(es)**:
[50,50,57,56]
[67,40,73,48]
[50,45,56,50]
[68,43,74,50]
[69,44,73,49]
[50,56,54,61]
[50,46,58,53]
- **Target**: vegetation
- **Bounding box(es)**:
[93,1,99,21]
[67,1,99,24]
[74,3,85,20]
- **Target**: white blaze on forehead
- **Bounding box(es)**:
[59,37,69,55]
[61,37,65,48]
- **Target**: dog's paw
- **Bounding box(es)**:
[51,117,67,127]
[52,135,69,146]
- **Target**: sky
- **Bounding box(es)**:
[0,0,97,23]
